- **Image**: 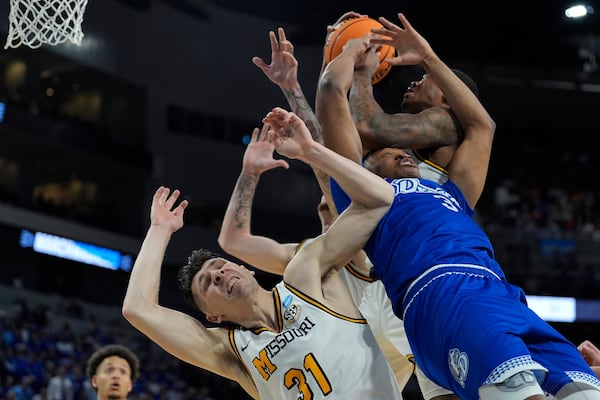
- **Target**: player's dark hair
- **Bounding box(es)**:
[362,148,385,164]
[451,69,479,98]
[178,248,222,309]
[86,344,140,385]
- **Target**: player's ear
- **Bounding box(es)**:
[206,314,223,324]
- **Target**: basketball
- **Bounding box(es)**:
[324,17,395,84]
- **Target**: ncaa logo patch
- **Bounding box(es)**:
[283,294,293,307]
[448,348,469,388]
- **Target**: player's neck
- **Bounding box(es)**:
[240,288,280,332]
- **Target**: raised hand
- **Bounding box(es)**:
[322,11,367,68]
[252,27,299,91]
[369,13,434,67]
[150,186,188,233]
[325,11,367,43]
[340,36,371,62]
[242,124,290,175]
[263,107,314,161]
[355,46,381,78]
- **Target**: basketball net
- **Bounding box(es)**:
[4,0,89,49]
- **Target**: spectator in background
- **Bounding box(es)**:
[5,388,18,400]
[46,364,74,400]
[85,344,140,400]
[31,387,46,400]
[10,375,34,400]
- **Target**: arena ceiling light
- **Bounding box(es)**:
[565,3,595,18]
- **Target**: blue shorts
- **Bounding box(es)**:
[402,266,600,398]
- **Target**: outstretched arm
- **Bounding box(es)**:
[263,108,393,280]
[350,49,459,154]
[371,13,496,208]
[122,187,257,398]
[317,36,372,165]
[253,27,322,144]
[253,16,371,161]
[253,27,339,215]
[217,125,296,275]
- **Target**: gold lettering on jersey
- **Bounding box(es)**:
[252,349,278,380]
[251,317,316,381]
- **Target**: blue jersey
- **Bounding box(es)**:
[331,177,600,397]
[331,177,505,316]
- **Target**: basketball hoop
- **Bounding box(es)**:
[4,0,89,49]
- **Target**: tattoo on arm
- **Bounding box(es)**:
[350,73,458,148]
[352,94,459,147]
[408,109,460,146]
[349,74,383,126]
[281,85,334,219]
[233,174,259,230]
[282,87,323,144]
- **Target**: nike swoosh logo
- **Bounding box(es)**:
[241,342,250,351]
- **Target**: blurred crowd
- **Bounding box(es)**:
[477,177,600,298]
[0,287,250,400]
[482,178,600,241]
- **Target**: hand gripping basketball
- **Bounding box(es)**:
[324,17,395,84]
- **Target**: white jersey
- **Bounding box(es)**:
[229,281,403,400]
[339,263,454,400]
[338,265,414,389]
[408,149,449,184]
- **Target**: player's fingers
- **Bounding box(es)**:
[371,27,395,38]
[262,114,280,131]
[275,159,290,170]
[382,57,403,66]
[397,13,414,31]
[265,129,279,144]
[278,27,287,43]
[153,186,163,197]
[281,40,294,53]
[165,189,180,209]
[268,30,279,50]
[252,57,269,71]
[159,187,171,205]
[175,199,189,213]
[378,16,402,32]
[335,11,365,26]
[370,37,394,47]
[259,124,271,141]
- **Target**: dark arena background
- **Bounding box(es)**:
[1,1,600,398]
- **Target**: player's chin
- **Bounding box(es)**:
[399,166,420,178]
